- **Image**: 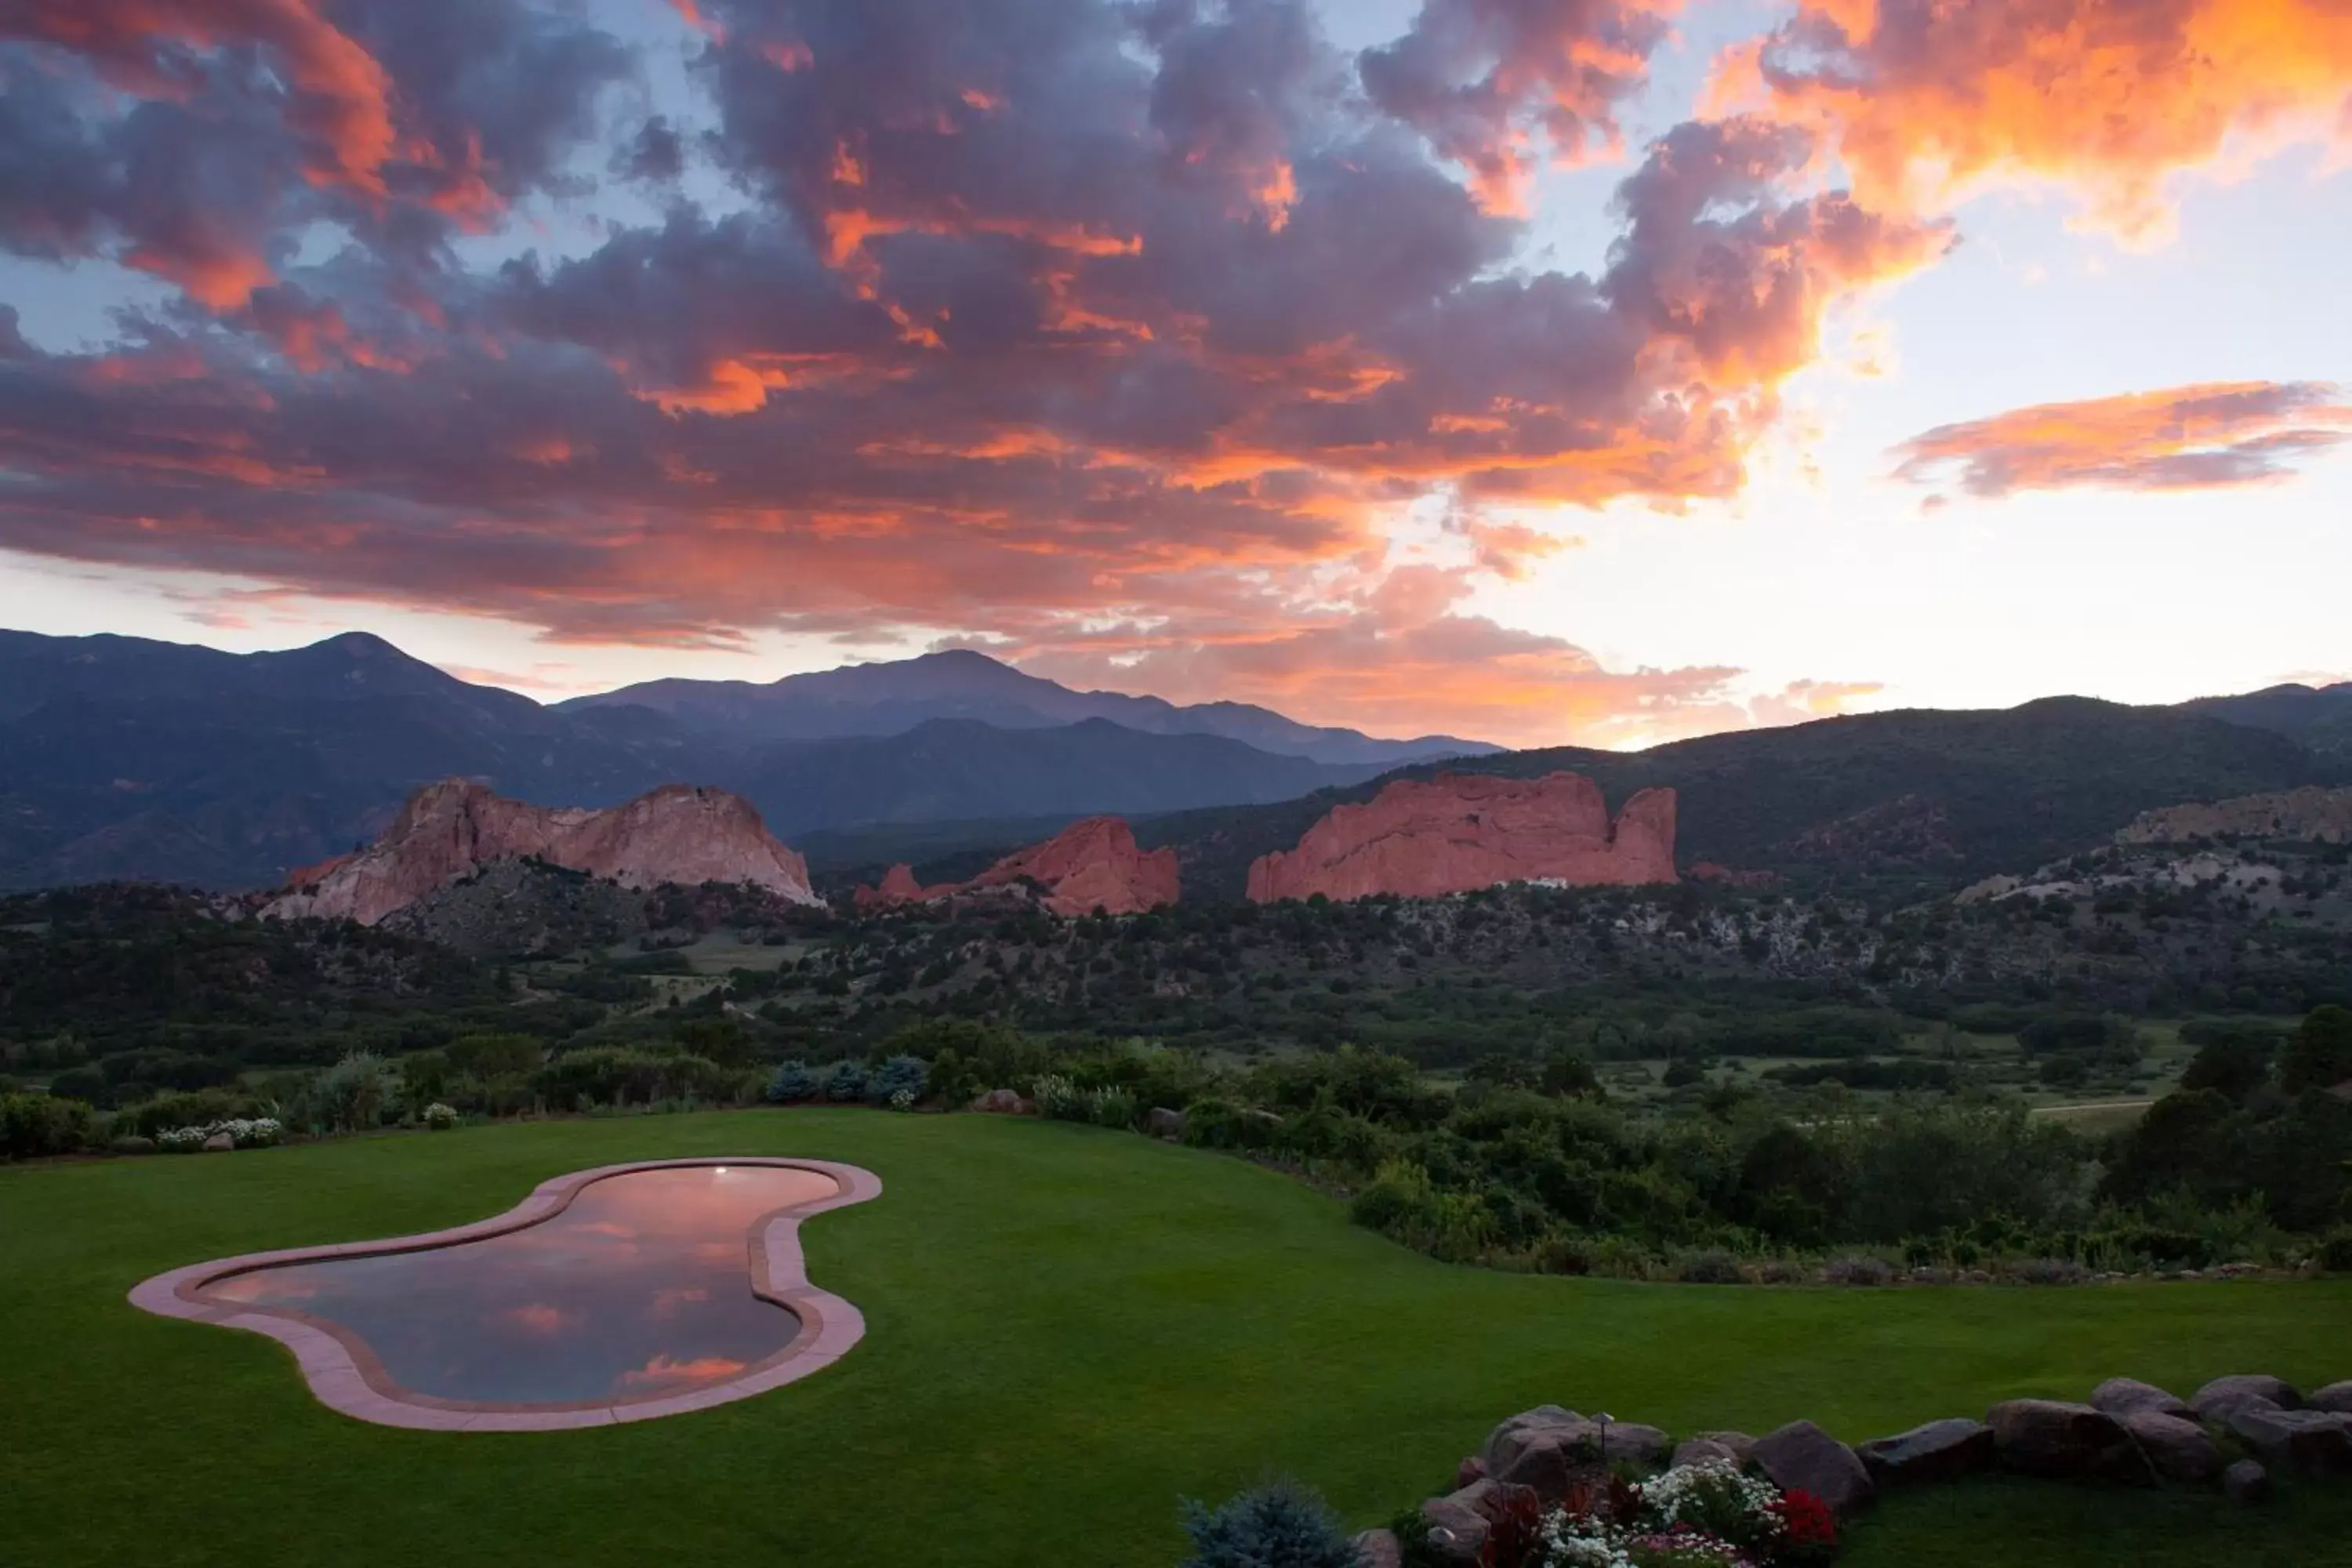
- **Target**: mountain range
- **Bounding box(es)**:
[2,624,2347,899]
[0,630,1450,890]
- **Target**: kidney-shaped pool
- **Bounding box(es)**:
[130,1157,881,1431]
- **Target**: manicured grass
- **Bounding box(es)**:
[5,1111,2350,1566]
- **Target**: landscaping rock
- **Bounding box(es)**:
[2310,1381,2352,1416]
[1145,1106,1185,1139]
[2118,1410,2223,1484]
[968,1088,1025,1113]
[108,1135,157,1156]
[2091,1377,2193,1422]
[1601,1422,1672,1470]
[1479,1406,1585,1471]
[1492,1426,1602,1501]
[2190,1375,2300,1421]
[1671,1438,1740,1469]
[200,1131,234,1152]
[2222,1459,2270,1504]
[1691,1431,1757,1467]
[1417,1495,1488,1566]
[1986,1400,2158,1486]
[1454,1456,1486,1490]
[1752,1421,1875,1516]
[2227,1408,2352,1478]
[1351,1528,1403,1568]
[1854,1418,1995,1486]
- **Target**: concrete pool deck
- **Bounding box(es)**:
[128,1156,882,1432]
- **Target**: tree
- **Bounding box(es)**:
[2281,1004,2352,1094]
[2179,1033,2274,1102]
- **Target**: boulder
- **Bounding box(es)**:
[1350,1529,1403,1568]
[1986,1400,2158,1486]
[2190,1375,2301,1421]
[108,1135,158,1156]
[1601,1422,1672,1470]
[1855,1418,1995,1486]
[2308,1381,2352,1416]
[1478,1405,1585,1471]
[1417,1495,1487,1566]
[2091,1377,2194,1423]
[2227,1408,2352,1478]
[1145,1106,1186,1139]
[2118,1411,2223,1484]
[200,1131,234,1152]
[1453,1456,1486,1490]
[1690,1431,1757,1467]
[1671,1438,1740,1470]
[1245,772,1676,904]
[968,1088,1025,1113]
[2221,1459,2270,1504]
[263,779,823,926]
[1491,1426,1602,1501]
[1751,1421,1875,1517]
[1419,1479,1535,1567]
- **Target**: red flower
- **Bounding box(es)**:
[1771,1488,1838,1554]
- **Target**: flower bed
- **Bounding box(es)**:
[156,1117,283,1152]
[1520,1462,1833,1568]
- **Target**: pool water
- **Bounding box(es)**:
[197,1163,838,1407]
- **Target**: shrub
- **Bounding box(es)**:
[110,1135,158,1156]
[868,1054,930,1105]
[2009,1256,2089,1286]
[2,1093,93,1160]
[312,1051,394,1131]
[2317,1227,2352,1274]
[1821,1254,1893,1287]
[422,1102,460,1131]
[1033,1073,1087,1121]
[822,1059,869,1104]
[764,1061,820,1104]
[1674,1248,1745,1285]
[1178,1480,1361,1568]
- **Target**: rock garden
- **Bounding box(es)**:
[1182,1372,2352,1568]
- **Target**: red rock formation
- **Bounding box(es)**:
[852,816,1179,917]
[853,862,929,912]
[1246,772,1675,904]
[263,779,822,926]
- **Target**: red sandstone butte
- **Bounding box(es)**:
[264,779,822,926]
[1246,772,1676,904]
[853,816,1179,917]
[853,862,930,913]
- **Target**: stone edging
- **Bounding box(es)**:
[126,1156,882,1432]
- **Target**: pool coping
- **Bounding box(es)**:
[126,1156,882,1432]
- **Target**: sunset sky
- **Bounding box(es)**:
[1,0,2347,748]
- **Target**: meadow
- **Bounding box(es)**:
[4,1109,2350,1566]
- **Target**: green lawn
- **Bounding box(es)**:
[4,1111,2350,1566]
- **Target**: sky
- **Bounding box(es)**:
[0,0,2347,749]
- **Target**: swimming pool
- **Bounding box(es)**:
[130,1157,881,1430]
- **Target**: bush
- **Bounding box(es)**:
[868,1054,930,1105]
[1822,1254,1893,1287]
[821,1059,869,1104]
[2,1093,93,1160]
[2318,1227,2352,1274]
[765,1061,820,1104]
[422,1102,460,1131]
[1033,1073,1087,1121]
[1178,1480,1361,1568]
[1675,1248,1746,1285]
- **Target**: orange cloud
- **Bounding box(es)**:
[1,0,397,198]
[1893,381,2352,497]
[1715,0,2352,238]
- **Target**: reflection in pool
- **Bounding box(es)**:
[197,1163,840,1407]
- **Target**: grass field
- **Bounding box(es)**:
[5,1111,2350,1566]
